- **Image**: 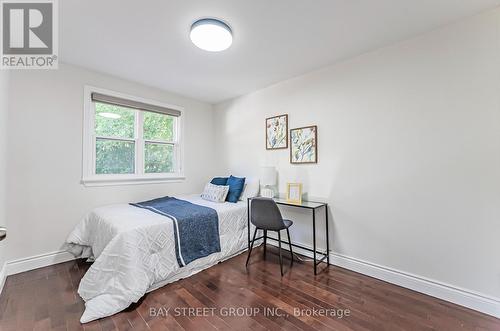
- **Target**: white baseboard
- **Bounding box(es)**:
[0,250,75,289]
[266,240,500,319]
[0,263,6,294]
[0,250,75,295]
[330,253,500,319]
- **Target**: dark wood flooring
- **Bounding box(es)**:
[0,246,498,331]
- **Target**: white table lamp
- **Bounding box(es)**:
[260,166,277,198]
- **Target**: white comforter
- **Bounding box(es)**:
[66,195,248,323]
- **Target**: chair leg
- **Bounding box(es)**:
[278,230,283,276]
[263,230,267,259]
[286,228,293,266]
[246,227,258,267]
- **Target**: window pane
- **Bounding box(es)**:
[145,143,173,173]
[96,139,135,174]
[95,102,135,139]
[143,112,174,142]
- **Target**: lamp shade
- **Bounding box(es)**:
[260,166,277,186]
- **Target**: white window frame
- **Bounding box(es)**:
[82,86,185,187]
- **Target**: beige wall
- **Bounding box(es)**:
[215,9,500,298]
[5,63,215,261]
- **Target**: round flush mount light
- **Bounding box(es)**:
[190,18,232,52]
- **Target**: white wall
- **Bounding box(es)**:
[0,70,9,268]
[6,63,215,261]
[215,8,500,299]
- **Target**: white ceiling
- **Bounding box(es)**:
[60,0,500,104]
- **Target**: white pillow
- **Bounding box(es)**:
[239,179,260,200]
[201,183,229,203]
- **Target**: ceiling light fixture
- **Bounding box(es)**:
[99,112,121,119]
[190,18,232,52]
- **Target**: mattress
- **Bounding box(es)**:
[66,194,249,323]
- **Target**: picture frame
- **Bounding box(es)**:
[266,114,288,150]
[286,183,303,204]
[290,125,318,164]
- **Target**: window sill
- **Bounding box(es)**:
[81,174,186,187]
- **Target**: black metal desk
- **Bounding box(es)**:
[247,197,329,275]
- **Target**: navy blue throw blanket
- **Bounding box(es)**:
[130,197,221,267]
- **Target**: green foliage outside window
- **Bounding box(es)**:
[145,143,174,173]
[95,103,135,138]
[95,139,135,174]
[144,111,174,142]
[94,102,175,175]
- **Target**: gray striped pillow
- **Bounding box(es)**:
[201,183,229,203]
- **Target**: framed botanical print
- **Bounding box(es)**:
[290,125,317,164]
[266,114,288,150]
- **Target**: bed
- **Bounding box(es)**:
[66,194,249,323]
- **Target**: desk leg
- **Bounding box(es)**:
[326,205,330,266]
[313,208,317,275]
[247,199,250,250]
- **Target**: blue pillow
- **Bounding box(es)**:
[226,175,246,203]
[210,177,228,186]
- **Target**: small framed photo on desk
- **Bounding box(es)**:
[286,183,303,204]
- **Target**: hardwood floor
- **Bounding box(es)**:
[0,246,498,330]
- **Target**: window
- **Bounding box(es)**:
[82,87,184,186]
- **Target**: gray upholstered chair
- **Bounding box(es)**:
[246,197,293,276]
